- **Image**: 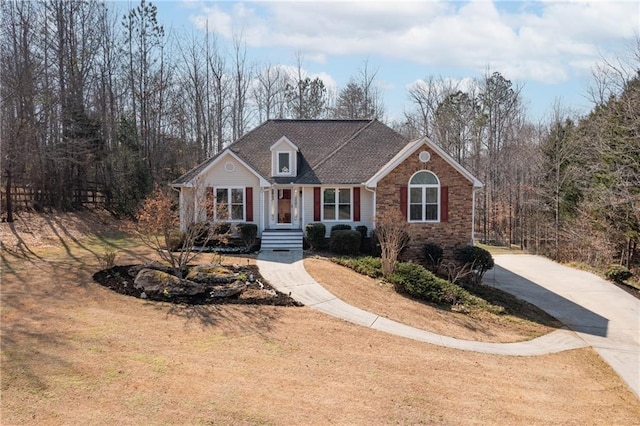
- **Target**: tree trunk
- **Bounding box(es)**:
[5,169,13,222]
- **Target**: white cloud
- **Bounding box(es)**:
[190,0,639,84]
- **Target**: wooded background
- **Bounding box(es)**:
[1,0,638,270]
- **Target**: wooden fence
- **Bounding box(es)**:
[0,182,107,214]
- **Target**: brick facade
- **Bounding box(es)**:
[376,146,475,262]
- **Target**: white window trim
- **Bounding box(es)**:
[214,186,245,222]
[321,187,352,222]
[408,171,440,223]
[275,151,292,176]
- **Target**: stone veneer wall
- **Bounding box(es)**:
[376,146,475,262]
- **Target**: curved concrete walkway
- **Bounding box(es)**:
[257,251,640,399]
[256,250,587,358]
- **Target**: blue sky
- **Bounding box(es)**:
[151,0,639,123]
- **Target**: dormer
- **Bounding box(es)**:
[270,136,299,177]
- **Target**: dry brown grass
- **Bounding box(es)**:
[2,211,640,424]
[303,257,560,343]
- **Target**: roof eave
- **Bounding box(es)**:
[184,149,271,188]
[365,137,483,188]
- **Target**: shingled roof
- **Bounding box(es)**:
[172,119,410,186]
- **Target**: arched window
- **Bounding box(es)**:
[408,171,439,222]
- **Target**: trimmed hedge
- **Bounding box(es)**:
[355,225,369,253]
[355,225,368,239]
[329,230,361,255]
[331,224,352,233]
[305,222,326,250]
[237,223,258,250]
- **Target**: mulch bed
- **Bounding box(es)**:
[93,264,302,306]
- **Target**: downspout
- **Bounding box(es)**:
[300,187,305,231]
[471,187,478,246]
[262,187,270,234]
[259,187,265,236]
[364,184,376,233]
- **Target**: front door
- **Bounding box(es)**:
[277,189,292,224]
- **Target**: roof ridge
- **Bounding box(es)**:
[304,119,377,175]
[269,118,371,122]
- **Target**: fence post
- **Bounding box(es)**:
[5,169,13,222]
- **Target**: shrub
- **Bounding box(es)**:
[423,242,444,272]
[355,225,368,239]
[213,222,232,236]
[605,265,633,284]
[333,256,382,278]
[188,222,210,246]
[387,262,473,306]
[368,229,382,257]
[335,257,501,312]
[355,225,369,253]
[329,230,361,255]
[165,229,186,251]
[305,222,326,250]
[331,224,352,233]
[98,248,118,269]
[237,223,258,250]
[453,245,494,284]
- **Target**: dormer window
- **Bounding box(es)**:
[277,152,291,175]
[270,136,298,177]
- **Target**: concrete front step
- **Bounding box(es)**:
[261,229,303,251]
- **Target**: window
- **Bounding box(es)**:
[323,188,351,221]
[408,171,439,222]
[277,152,291,174]
[215,187,244,221]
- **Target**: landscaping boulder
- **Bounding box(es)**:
[133,268,248,300]
[128,262,175,277]
[209,280,248,298]
[134,268,205,298]
[185,264,237,284]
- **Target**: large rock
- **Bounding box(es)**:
[133,268,248,300]
[134,268,204,297]
[209,280,248,298]
[128,262,175,277]
[185,264,237,284]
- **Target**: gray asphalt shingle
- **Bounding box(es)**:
[172,119,410,186]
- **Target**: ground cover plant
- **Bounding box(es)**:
[334,256,501,312]
[3,210,640,424]
[332,255,563,327]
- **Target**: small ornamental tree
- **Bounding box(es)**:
[375,209,410,277]
[132,185,231,277]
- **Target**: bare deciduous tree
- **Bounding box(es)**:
[375,210,410,277]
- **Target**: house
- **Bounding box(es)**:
[171,119,482,260]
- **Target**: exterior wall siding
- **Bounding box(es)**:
[179,187,194,231]
[301,186,375,237]
[192,154,261,226]
[376,147,475,262]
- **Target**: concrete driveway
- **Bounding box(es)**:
[486,254,640,399]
